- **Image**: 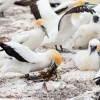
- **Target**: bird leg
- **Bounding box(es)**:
[55,45,70,53]
[55,45,59,51]
[0,12,4,17]
[60,45,70,53]
[55,45,64,53]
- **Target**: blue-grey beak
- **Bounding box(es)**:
[89,46,97,55]
[49,62,58,73]
[41,25,49,38]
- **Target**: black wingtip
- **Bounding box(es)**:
[66,5,96,15]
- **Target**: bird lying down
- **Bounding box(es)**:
[0,42,62,81]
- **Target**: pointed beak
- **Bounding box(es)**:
[49,62,58,73]
[89,46,97,55]
[84,2,97,8]
[41,25,49,38]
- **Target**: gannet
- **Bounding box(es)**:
[74,38,100,71]
[73,14,100,49]
[11,19,49,51]
[0,42,62,80]
[41,6,95,52]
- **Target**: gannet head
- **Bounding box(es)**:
[35,19,49,38]
[46,49,62,72]
[89,38,99,55]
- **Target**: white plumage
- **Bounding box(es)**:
[74,38,100,71]
[36,0,60,33]
[11,19,48,51]
[0,42,62,75]
[41,13,74,47]
[41,6,95,52]
[54,0,97,29]
[73,14,100,49]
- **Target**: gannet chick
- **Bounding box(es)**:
[11,19,48,51]
[0,42,62,80]
[0,0,16,17]
[41,6,95,52]
[93,42,100,85]
[74,38,100,71]
[73,14,100,49]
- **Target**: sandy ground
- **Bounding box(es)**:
[0,4,100,100]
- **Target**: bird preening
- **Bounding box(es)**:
[0,41,62,81]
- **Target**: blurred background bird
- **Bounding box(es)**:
[0,0,17,17]
[74,38,100,71]
[73,14,100,49]
[41,5,95,53]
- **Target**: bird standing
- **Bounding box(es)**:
[41,5,95,52]
[11,19,49,51]
[15,0,59,33]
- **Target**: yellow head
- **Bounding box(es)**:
[71,0,85,7]
[34,19,49,38]
[46,49,62,67]
[96,42,100,51]
[35,19,45,26]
